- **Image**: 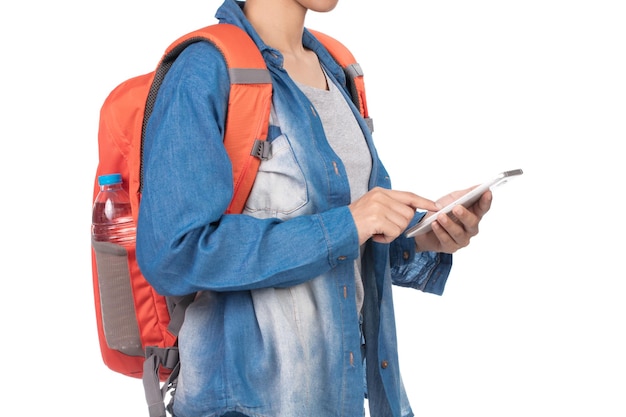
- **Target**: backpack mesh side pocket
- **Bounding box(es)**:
[92,239,143,356]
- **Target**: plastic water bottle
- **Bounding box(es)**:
[92,173,136,247]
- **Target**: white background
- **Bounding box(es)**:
[2,0,624,415]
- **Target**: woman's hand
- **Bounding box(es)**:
[349,187,439,245]
[414,187,493,254]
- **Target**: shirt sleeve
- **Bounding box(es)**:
[388,212,453,295]
[136,41,360,296]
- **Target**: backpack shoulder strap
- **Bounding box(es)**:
[142,23,273,215]
[138,23,272,417]
[308,30,373,133]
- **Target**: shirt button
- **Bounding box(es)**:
[402,251,410,260]
[381,360,388,369]
[338,255,347,261]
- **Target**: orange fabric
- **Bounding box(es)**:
[93,24,271,380]
[225,83,272,213]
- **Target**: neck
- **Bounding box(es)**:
[243,0,327,89]
[244,0,307,55]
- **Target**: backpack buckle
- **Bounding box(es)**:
[251,139,271,160]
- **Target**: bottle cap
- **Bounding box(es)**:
[98,173,123,186]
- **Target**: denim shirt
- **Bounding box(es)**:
[136,1,453,416]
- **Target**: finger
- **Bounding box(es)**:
[372,190,435,228]
[476,190,493,218]
[452,206,478,238]
[430,220,458,252]
[372,233,396,244]
[374,209,413,242]
[436,209,472,248]
[385,189,439,212]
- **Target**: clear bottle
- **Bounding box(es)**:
[92,173,136,247]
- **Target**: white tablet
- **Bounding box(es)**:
[405,169,523,238]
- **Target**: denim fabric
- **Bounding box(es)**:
[136,1,453,416]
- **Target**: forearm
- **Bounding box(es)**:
[137,202,360,295]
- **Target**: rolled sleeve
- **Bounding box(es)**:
[389,233,453,296]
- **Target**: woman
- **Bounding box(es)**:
[136,0,492,416]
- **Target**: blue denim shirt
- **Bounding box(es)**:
[136,1,453,416]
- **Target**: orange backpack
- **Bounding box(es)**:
[91,23,371,417]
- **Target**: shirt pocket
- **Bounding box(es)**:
[243,134,308,219]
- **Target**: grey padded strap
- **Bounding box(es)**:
[166,294,196,336]
[345,63,363,78]
[228,68,272,84]
[143,347,181,417]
